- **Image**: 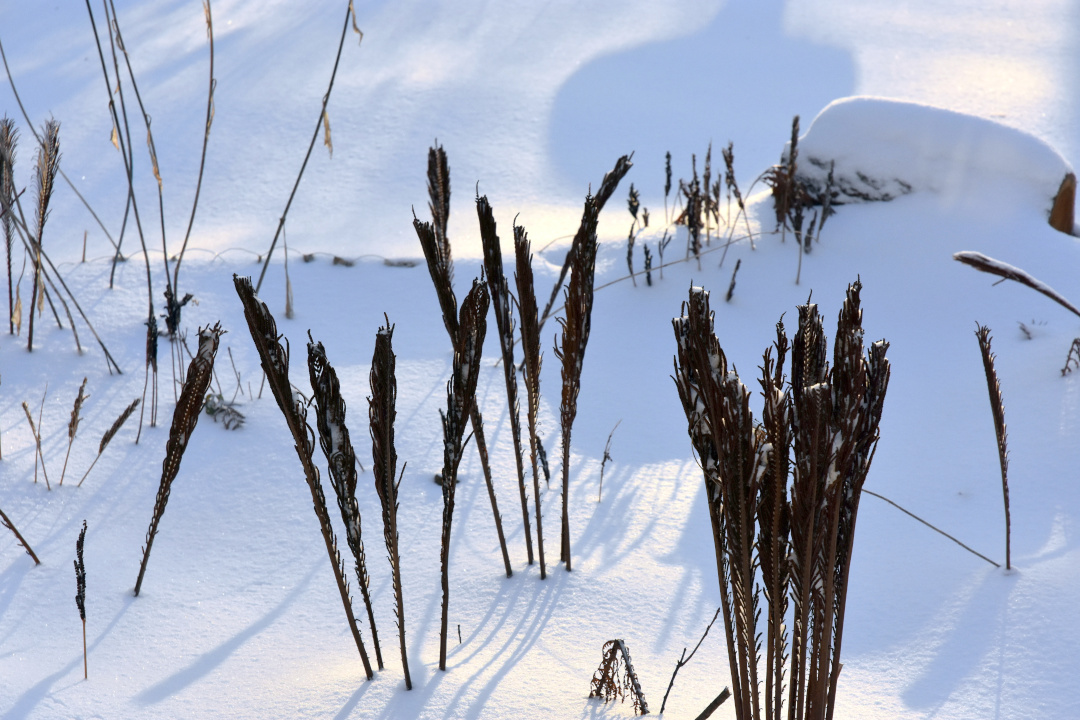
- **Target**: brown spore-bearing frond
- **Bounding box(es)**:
[428,143,451,259]
[439,278,489,671]
[589,639,649,715]
[478,194,534,566]
[34,119,60,241]
[414,213,459,341]
[308,336,383,670]
[514,221,547,578]
[976,324,1010,571]
[539,154,633,333]
[233,275,374,679]
[555,195,600,571]
[369,318,411,688]
[134,322,222,598]
[1,117,16,336]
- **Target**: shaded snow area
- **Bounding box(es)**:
[2,1,1080,719]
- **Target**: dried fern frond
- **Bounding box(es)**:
[0,505,40,565]
[478,193,534,566]
[369,318,411,688]
[976,324,1010,570]
[1,116,17,336]
[28,120,60,353]
[439,278,489,671]
[234,275,373,679]
[414,213,459,341]
[134,323,222,597]
[308,336,383,670]
[428,143,451,255]
[589,639,649,715]
[514,222,547,577]
[554,195,600,572]
[22,400,50,489]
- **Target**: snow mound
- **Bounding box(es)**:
[788,96,1074,212]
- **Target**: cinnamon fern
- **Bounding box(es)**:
[308,337,382,670]
[369,318,411,689]
[513,221,546,578]
[134,323,222,597]
[439,278,489,671]
[234,275,374,679]
[478,193,534,566]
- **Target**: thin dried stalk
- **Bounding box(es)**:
[538,154,632,335]
[554,195,600,572]
[514,222,547,578]
[78,397,140,487]
[1,116,15,335]
[975,325,1010,570]
[134,323,222,597]
[233,275,373,679]
[28,120,59,353]
[369,318,411,689]
[478,194,534,565]
[308,337,383,670]
[61,377,89,485]
[0,505,40,564]
[254,0,358,293]
[440,279,489,671]
[22,400,50,490]
[953,251,1080,320]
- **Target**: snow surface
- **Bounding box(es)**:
[2,1,1080,719]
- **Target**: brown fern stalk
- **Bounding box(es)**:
[369,318,411,689]
[60,377,89,486]
[478,194,534,566]
[134,323,222,597]
[27,120,59,353]
[538,154,632,335]
[554,196,600,572]
[308,337,383,670]
[440,279,489,671]
[0,505,40,564]
[234,275,373,678]
[1,116,16,335]
[589,639,649,715]
[79,398,140,487]
[513,222,547,578]
[975,325,1010,570]
[413,147,512,577]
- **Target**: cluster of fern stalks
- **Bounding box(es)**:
[674,280,890,720]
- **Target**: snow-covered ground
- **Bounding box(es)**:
[2,1,1079,718]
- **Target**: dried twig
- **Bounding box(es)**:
[660,606,721,714]
[954,251,1080,320]
[597,419,621,502]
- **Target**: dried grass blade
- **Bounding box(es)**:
[79,397,140,487]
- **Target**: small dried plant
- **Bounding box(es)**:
[75,520,87,679]
[478,193,534,566]
[203,392,245,429]
[439,278,489,671]
[78,398,140,487]
[369,318,411,689]
[589,639,649,715]
[60,377,89,485]
[1061,338,1080,376]
[554,195,600,572]
[975,325,1011,570]
[513,222,547,578]
[308,336,383,670]
[134,323,222,597]
[234,275,373,679]
[0,504,40,565]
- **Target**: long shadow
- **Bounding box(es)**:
[135,563,320,705]
[547,0,855,193]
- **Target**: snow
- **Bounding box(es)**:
[3,1,1080,719]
